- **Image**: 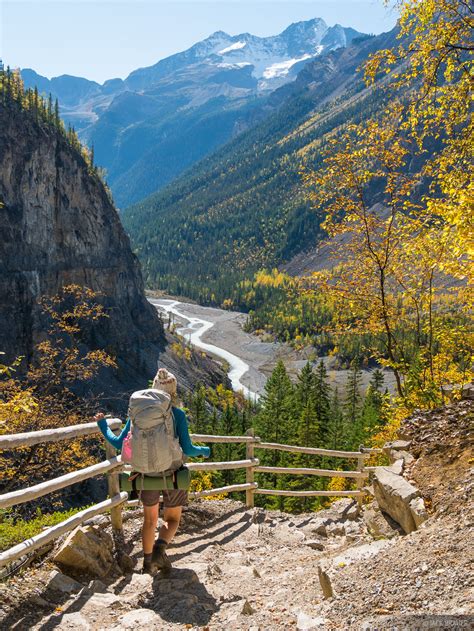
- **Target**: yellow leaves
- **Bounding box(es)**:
[170,342,192,361]
[189,471,225,500]
[221,298,234,310]
[327,475,350,495]
[254,268,290,289]
[298,0,473,406]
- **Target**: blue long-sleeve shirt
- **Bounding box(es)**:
[97,407,210,458]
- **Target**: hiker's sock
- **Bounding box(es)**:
[144,553,152,563]
[155,538,168,547]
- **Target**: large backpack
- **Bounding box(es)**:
[124,389,184,475]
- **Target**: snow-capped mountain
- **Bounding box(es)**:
[126,18,360,92]
[22,18,364,207]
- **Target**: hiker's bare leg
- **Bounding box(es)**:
[159,506,182,543]
[142,503,159,554]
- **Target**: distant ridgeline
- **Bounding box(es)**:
[0,67,163,390]
[122,30,395,305]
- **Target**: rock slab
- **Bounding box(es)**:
[54,525,114,577]
[373,467,425,534]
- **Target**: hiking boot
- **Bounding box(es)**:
[151,541,172,574]
[142,558,154,575]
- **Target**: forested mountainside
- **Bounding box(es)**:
[0,72,163,389]
[122,29,397,304]
[22,18,363,208]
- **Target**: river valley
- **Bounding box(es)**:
[149,297,398,400]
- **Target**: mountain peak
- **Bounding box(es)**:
[206,30,231,41]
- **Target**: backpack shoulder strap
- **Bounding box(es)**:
[170,409,178,438]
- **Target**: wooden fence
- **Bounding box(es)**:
[0,420,379,570]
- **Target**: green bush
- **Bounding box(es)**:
[0,506,85,552]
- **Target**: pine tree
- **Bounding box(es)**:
[54,98,60,128]
[47,93,53,121]
[294,361,314,412]
[359,368,387,442]
[33,86,39,121]
[344,361,364,449]
[365,369,385,410]
[188,385,207,433]
[313,360,331,447]
[255,360,294,447]
[255,360,294,492]
[344,361,363,422]
[326,387,345,452]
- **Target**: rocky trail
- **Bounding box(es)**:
[1,401,472,630]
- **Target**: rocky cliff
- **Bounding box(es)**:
[0,101,163,389]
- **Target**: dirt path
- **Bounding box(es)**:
[1,402,472,630]
[2,493,472,630]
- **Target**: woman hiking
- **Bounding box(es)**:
[94,368,210,575]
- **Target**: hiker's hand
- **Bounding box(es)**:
[93,412,105,424]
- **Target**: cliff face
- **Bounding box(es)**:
[0,102,164,389]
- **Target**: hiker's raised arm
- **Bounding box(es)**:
[95,413,131,451]
[173,407,210,458]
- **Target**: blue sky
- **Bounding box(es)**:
[1,1,399,83]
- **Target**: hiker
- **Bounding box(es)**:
[94,368,210,575]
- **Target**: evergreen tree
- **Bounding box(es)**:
[255,360,294,494]
[365,369,385,411]
[294,361,314,412]
[359,369,387,442]
[313,360,331,447]
[54,98,60,128]
[188,385,208,433]
[326,387,345,452]
[33,86,39,121]
[344,361,363,425]
[344,361,365,449]
[255,360,294,447]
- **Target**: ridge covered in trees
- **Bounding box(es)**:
[0,66,106,189]
[122,29,398,304]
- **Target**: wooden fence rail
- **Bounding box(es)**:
[256,441,371,459]
[0,420,371,570]
[0,457,122,510]
[254,465,368,479]
[256,489,364,498]
[0,419,123,450]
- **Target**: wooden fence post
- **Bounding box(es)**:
[246,428,255,508]
[356,445,365,507]
[105,441,123,533]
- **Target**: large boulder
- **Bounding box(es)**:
[54,524,114,577]
[373,467,427,534]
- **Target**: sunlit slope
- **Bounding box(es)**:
[122,29,398,303]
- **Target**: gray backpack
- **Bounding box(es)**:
[126,389,184,475]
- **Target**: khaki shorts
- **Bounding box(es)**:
[140,489,188,508]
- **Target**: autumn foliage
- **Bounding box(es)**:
[301,0,473,409]
[0,286,116,515]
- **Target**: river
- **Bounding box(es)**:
[150,298,266,401]
[149,298,398,402]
